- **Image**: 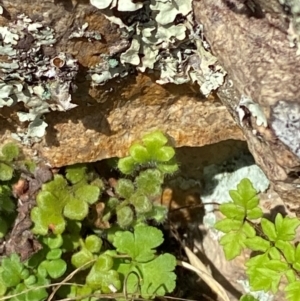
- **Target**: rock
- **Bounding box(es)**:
[35,83,244,167]
[194,0,300,208]
[0,1,244,169]
[2,0,297,209]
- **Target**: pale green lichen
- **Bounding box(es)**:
[0,13,78,142]
[201,153,269,231]
[88,55,129,86]
[89,0,226,96]
[238,95,268,128]
[279,0,300,54]
[90,0,143,11]
[150,0,192,25]
[68,22,102,41]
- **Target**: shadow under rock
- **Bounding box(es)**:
[54,0,74,11]
[263,204,288,223]
[221,0,265,18]
[0,104,25,138]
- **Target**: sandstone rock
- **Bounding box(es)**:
[0,1,244,169]
[35,86,244,167]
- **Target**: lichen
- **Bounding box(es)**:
[89,0,226,96]
[237,95,268,127]
[0,14,78,142]
[87,55,130,86]
[68,22,102,41]
[90,0,143,11]
[201,153,269,231]
[271,100,300,158]
[279,0,300,54]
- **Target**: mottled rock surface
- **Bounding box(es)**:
[194,0,300,208]
[0,1,244,168]
[2,0,300,207]
[35,92,243,167]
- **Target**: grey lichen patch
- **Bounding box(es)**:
[90,0,143,11]
[87,55,130,86]
[0,14,79,142]
[271,100,300,158]
[237,95,268,127]
[201,153,269,232]
[150,0,191,25]
[89,0,226,96]
[279,0,300,54]
[237,279,274,301]
[188,32,227,96]
[68,22,102,41]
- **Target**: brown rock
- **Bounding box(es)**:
[35,81,243,167]
[0,1,244,171]
[194,0,300,207]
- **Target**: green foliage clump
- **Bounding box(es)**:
[0,253,49,301]
[33,235,67,280]
[215,179,263,260]
[0,142,20,238]
[60,132,178,299]
[215,178,300,301]
[0,142,19,181]
[1,131,177,301]
[113,224,176,298]
[105,131,177,228]
[118,130,178,175]
[57,224,175,301]
[1,234,73,301]
[71,235,103,269]
[113,169,166,227]
[31,164,102,235]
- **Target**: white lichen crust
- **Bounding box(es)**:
[279,0,300,54]
[201,153,269,230]
[237,95,268,127]
[68,22,102,41]
[89,0,226,96]
[0,14,78,141]
[271,100,300,158]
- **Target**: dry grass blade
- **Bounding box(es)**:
[47,259,96,301]
[178,246,230,301]
[0,283,77,301]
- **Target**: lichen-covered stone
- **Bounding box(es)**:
[194,0,300,205]
[89,0,226,94]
